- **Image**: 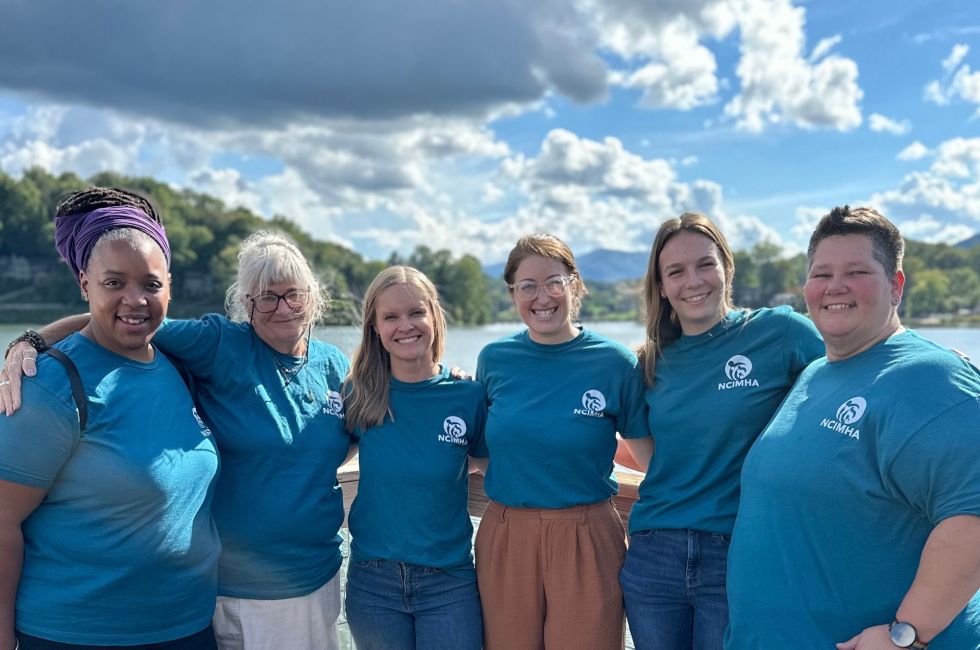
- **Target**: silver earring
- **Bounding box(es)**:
[891,297,899,305]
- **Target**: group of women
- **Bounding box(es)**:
[0,188,977,650]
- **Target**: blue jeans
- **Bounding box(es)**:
[345,559,483,650]
[620,529,730,650]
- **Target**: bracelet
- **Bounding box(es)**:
[4,329,47,359]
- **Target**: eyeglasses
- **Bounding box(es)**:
[508,275,575,301]
[248,290,311,313]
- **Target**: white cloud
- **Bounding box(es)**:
[897,141,931,161]
[792,206,828,243]
[868,113,911,135]
[809,35,842,62]
[895,214,975,245]
[871,137,980,236]
[924,44,980,116]
[929,137,980,178]
[476,128,784,259]
[943,44,970,72]
[595,2,722,111]
[592,0,863,132]
[723,0,863,132]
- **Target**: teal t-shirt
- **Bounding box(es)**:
[154,315,351,599]
[349,367,486,577]
[726,331,980,650]
[0,333,220,645]
[630,307,823,535]
[475,328,648,508]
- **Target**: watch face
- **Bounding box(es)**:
[890,622,917,647]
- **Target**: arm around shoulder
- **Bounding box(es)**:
[2,314,89,415]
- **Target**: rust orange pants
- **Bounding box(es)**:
[475,499,627,650]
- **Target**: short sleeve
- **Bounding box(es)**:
[617,357,650,440]
[468,383,488,457]
[882,396,980,524]
[475,348,488,391]
[0,380,79,488]
[153,315,226,378]
[470,383,490,459]
[782,310,824,375]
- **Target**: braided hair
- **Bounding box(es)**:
[55,187,161,223]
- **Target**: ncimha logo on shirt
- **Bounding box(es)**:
[573,389,606,418]
[718,355,759,390]
[322,390,345,419]
[820,396,866,439]
[191,407,212,438]
[438,416,468,446]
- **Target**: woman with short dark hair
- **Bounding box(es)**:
[725,206,980,650]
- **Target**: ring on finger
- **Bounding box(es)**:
[0,379,10,387]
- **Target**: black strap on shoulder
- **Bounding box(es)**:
[44,348,88,436]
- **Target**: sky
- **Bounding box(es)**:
[1,0,979,263]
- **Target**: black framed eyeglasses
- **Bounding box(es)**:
[248,290,311,313]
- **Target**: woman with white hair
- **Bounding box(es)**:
[3,230,352,650]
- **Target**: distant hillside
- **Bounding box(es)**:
[484,248,649,282]
[956,233,980,249]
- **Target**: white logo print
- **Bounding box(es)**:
[192,407,212,438]
[443,416,467,438]
[836,397,867,424]
[718,355,760,390]
[438,416,468,445]
[323,390,345,419]
[820,396,867,439]
[573,389,607,418]
[725,355,752,380]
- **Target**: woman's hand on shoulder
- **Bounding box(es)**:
[449,366,472,380]
[1,341,36,416]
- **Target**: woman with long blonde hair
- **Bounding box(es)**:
[343,265,485,650]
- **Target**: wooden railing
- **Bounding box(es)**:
[337,458,642,527]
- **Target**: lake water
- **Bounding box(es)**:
[2,321,979,371]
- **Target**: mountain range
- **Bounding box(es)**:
[485,234,979,283]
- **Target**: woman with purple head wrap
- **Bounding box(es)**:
[4,204,353,650]
[0,187,221,649]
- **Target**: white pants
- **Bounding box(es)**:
[213,574,341,650]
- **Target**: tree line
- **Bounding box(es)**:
[1,168,978,325]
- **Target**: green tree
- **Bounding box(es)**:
[946,268,980,312]
[907,268,950,316]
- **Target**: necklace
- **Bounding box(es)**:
[264,327,312,391]
[274,355,309,386]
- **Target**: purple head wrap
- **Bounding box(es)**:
[54,206,171,284]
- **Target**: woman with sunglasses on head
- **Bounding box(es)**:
[472,233,649,650]
[342,266,485,650]
[618,212,824,650]
[0,188,220,649]
[3,230,351,650]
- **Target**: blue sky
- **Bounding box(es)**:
[0,0,978,262]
